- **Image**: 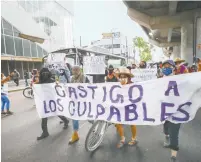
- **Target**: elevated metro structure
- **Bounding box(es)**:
[123,1,201,64]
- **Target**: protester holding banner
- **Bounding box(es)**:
[106,65,118,82]
[69,65,90,144]
[1,73,14,115]
[162,60,181,162]
[58,68,70,84]
[115,68,138,148]
[174,58,188,75]
[37,68,69,140]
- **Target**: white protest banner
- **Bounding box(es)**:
[131,68,157,82]
[33,72,201,125]
[83,56,105,74]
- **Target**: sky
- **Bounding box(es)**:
[73,0,164,62]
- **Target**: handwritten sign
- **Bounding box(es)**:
[83,56,105,74]
[33,72,201,125]
[131,68,157,82]
[45,53,66,70]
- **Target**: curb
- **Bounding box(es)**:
[8,88,24,93]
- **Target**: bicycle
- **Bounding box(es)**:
[23,85,34,99]
[85,120,112,152]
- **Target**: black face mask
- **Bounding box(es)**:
[40,72,50,82]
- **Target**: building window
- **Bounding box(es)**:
[14,38,23,56]
[23,39,31,57]
[2,19,12,30]
[37,45,43,58]
[13,27,20,37]
[113,44,120,48]
[31,42,38,57]
[4,29,13,36]
[1,34,5,54]
[4,35,15,55]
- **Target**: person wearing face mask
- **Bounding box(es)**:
[139,61,147,69]
[58,68,70,84]
[115,68,138,148]
[174,58,188,75]
[106,65,118,82]
[69,65,90,144]
[161,60,181,162]
[37,68,69,140]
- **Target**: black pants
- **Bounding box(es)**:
[163,121,181,151]
[41,116,68,134]
[14,79,19,86]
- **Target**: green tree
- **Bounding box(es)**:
[133,37,152,62]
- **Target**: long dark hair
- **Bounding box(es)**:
[39,68,52,83]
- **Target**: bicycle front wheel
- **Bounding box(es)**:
[85,120,108,152]
[23,87,33,99]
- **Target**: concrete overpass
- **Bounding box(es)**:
[123,1,201,64]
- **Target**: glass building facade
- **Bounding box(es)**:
[1,0,74,78]
[1,17,47,58]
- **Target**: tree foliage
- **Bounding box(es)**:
[133,37,152,62]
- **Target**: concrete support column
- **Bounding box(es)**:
[196,17,201,58]
[171,46,181,59]
[181,23,194,65]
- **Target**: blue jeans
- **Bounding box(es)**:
[72,120,79,131]
[1,95,10,111]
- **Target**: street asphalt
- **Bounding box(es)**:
[1,91,201,162]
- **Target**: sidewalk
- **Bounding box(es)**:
[8,79,31,93]
[8,85,26,93]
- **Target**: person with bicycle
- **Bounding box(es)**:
[115,67,138,148]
